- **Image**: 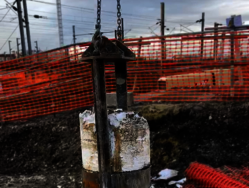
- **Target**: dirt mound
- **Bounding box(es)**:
[0,108,88,176]
[0,102,249,187]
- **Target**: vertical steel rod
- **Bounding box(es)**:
[115,61,128,111]
[92,58,112,188]
[121,18,124,41]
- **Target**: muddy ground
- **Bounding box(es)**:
[0,102,249,187]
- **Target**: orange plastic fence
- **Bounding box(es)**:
[1,30,249,121]
[185,162,249,188]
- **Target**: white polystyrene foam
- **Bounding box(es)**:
[79,110,98,171]
[152,169,178,181]
[108,111,137,128]
[79,110,95,125]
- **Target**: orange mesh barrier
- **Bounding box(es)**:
[185,162,249,188]
[0,45,94,121]
[1,30,249,121]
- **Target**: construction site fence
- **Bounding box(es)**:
[1,30,249,122]
[185,162,249,187]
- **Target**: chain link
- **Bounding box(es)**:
[95,0,101,30]
[117,0,122,40]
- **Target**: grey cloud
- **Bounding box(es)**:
[1,0,249,52]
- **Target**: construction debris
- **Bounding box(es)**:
[152,169,178,181]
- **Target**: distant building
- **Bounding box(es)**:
[0,54,16,62]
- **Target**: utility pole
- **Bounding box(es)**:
[56,0,64,47]
[201,12,205,33]
[8,41,12,55]
[160,2,165,37]
[230,15,235,97]
[160,2,165,74]
[4,52,6,61]
[201,12,205,59]
[16,38,20,58]
[214,22,222,61]
[73,25,76,59]
[34,41,38,54]
[160,2,165,57]
[16,0,26,57]
[196,12,205,59]
[22,0,32,55]
[73,25,76,44]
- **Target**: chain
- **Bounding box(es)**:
[95,0,101,30]
[117,0,122,40]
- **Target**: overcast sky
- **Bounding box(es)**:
[1,0,249,53]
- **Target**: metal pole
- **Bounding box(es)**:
[230,16,235,97]
[132,36,142,92]
[160,2,165,59]
[92,58,112,188]
[35,41,38,54]
[4,52,6,61]
[115,61,128,110]
[181,39,183,57]
[231,33,235,96]
[73,25,76,44]
[16,38,20,58]
[121,18,124,41]
[73,25,76,60]
[201,12,205,59]
[22,0,32,55]
[8,41,12,55]
[160,2,165,75]
[214,22,219,62]
[56,0,64,47]
[16,0,26,56]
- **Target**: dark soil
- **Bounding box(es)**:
[0,102,249,187]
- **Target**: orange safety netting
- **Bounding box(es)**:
[185,162,249,188]
[1,30,249,121]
